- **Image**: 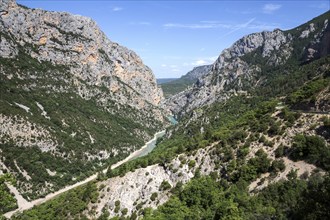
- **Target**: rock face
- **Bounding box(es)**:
[0,0,166,199]
[0,0,163,108]
[87,146,217,218]
[166,12,330,117]
[182,65,212,81]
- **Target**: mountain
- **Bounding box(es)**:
[166,11,330,117]
[0,0,166,203]
[1,4,330,220]
[156,78,178,84]
[160,65,212,98]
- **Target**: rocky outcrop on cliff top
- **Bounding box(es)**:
[166,12,330,117]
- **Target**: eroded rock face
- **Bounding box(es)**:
[166,14,330,117]
[0,0,163,108]
[0,0,166,199]
[87,146,216,218]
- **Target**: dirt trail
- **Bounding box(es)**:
[4,130,165,219]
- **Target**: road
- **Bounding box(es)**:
[4,130,165,219]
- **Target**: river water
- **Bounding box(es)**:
[128,130,166,160]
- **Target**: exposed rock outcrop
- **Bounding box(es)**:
[166,12,330,117]
[0,0,163,109]
[0,0,167,200]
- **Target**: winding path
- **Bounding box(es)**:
[4,130,165,219]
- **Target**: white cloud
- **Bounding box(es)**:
[161,64,167,67]
[191,56,217,66]
[192,60,207,65]
[262,4,282,14]
[130,22,151,26]
[208,56,218,62]
[222,18,256,36]
[163,22,231,29]
[163,18,274,31]
[112,7,123,12]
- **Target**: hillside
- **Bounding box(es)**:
[156,78,178,84]
[0,0,167,211]
[5,10,329,220]
[160,65,212,98]
[166,11,330,117]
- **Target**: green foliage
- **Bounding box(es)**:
[271,159,286,173]
[286,77,330,108]
[159,180,171,191]
[0,43,163,198]
[121,208,128,216]
[13,182,98,220]
[248,149,271,174]
[160,78,195,98]
[150,192,158,201]
[144,173,330,220]
[187,160,196,169]
[290,134,330,170]
[275,144,285,158]
[0,174,18,215]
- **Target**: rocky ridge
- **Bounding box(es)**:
[181,64,212,81]
[166,12,330,117]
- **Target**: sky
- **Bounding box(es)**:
[17,0,329,78]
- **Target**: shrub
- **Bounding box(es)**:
[159,180,171,191]
[188,160,196,169]
[150,192,158,201]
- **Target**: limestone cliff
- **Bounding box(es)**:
[166,11,330,117]
[0,0,166,199]
[0,0,163,108]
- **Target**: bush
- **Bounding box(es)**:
[150,192,158,201]
[159,180,171,191]
[121,208,128,215]
[275,145,284,158]
[290,134,330,170]
[188,160,196,169]
[271,159,286,172]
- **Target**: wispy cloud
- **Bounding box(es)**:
[192,60,208,65]
[112,7,123,12]
[222,18,256,36]
[191,56,217,66]
[163,18,278,32]
[262,4,282,14]
[163,22,231,29]
[130,22,151,26]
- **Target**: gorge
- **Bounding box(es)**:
[1,0,329,219]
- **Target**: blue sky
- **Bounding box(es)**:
[17,1,329,78]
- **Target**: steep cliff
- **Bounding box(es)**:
[166,11,330,117]
[0,0,166,200]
